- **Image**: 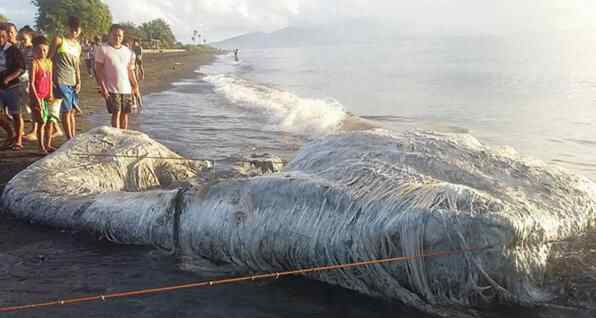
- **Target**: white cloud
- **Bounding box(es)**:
[1,0,596,42]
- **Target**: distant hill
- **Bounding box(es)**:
[212,19,401,49]
[211,27,325,49]
[212,32,269,49]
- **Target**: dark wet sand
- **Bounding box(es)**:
[0,50,428,318]
[0,213,430,318]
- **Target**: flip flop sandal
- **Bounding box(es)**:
[11,144,24,152]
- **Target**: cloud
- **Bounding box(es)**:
[2,0,596,42]
[106,0,304,42]
[0,0,37,29]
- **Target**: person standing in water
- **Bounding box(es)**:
[50,16,82,140]
[95,24,138,130]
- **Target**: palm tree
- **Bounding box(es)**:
[192,30,198,45]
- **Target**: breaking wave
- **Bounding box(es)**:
[204,74,347,135]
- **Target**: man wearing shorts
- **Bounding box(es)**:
[95,24,138,130]
[0,25,14,148]
[0,23,26,151]
[51,16,81,140]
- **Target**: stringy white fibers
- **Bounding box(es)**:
[2,127,596,317]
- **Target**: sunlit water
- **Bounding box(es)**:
[4,33,596,317]
[135,32,596,179]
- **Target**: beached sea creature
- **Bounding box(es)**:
[2,127,595,317]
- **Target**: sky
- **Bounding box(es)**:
[1,0,596,42]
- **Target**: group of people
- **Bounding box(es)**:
[0,16,146,154]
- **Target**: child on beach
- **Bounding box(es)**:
[29,36,56,154]
[18,28,34,78]
[18,28,39,142]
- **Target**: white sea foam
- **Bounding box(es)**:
[204,74,347,135]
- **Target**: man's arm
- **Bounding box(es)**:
[95,61,108,99]
[75,58,81,93]
[49,62,54,100]
[3,48,25,86]
[30,62,39,100]
[2,69,24,86]
[138,48,144,79]
[49,36,62,61]
[128,63,138,95]
[94,46,108,98]
[128,52,138,94]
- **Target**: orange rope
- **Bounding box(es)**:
[0,245,491,313]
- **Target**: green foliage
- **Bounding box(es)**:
[139,19,176,48]
[0,14,7,23]
[31,0,112,38]
[30,2,180,48]
[119,22,144,41]
[183,44,218,54]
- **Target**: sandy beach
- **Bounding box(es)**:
[0,50,220,317]
[0,50,215,190]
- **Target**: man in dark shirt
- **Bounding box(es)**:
[0,23,26,150]
[132,39,144,80]
[0,24,14,147]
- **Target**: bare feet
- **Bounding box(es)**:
[53,126,64,138]
[24,132,38,141]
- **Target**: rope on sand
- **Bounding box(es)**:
[0,244,494,313]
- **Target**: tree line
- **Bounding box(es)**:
[26,0,178,48]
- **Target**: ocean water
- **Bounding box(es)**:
[5,34,596,317]
[134,33,596,180]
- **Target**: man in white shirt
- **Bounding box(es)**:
[94,24,138,130]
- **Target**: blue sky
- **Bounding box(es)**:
[1,0,596,42]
